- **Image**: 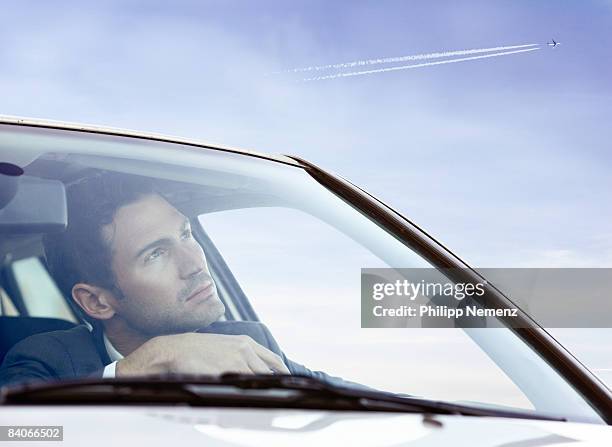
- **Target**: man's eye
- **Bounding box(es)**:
[146,248,167,262]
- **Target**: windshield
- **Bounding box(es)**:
[0,124,604,423]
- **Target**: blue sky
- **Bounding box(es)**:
[2,1,612,379]
[2,0,610,268]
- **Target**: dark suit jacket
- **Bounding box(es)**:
[0,321,337,388]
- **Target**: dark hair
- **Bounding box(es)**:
[43,171,158,323]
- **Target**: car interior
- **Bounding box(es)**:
[0,155,265,367]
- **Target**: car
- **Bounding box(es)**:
[0,116,611,445]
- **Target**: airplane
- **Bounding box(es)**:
[547,39,560,48]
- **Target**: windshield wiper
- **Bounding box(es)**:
[1,374,565,422]
[214,374,565,421]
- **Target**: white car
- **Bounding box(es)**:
[0,117,610,445]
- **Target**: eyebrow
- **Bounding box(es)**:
[134,218,190,260]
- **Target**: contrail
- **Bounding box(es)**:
[303,47,540,82]
[278,43,539,74]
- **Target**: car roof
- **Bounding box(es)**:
[0,115,301,167]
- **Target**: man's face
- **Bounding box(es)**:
[102,194,225,336]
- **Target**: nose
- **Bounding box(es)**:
[178,240,207,280]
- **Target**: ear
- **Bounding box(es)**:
[71,283,118,321]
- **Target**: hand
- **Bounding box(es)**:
[115,333,290,377]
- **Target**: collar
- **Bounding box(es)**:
[103,332,125,362]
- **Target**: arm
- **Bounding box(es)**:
[115,332,289,377]
[258,323,375,391]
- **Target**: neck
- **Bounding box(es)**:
[102,317,152,356]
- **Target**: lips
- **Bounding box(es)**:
[185,282,214,303]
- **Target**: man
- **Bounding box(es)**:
[0,172,331,386]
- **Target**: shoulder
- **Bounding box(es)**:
[199,320,279,353]
[201,320,267,338]
[7,325,94,354]
[1,325,103,385]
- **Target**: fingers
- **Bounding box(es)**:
[166,333,290,376]
[249,341,290,374]
[245,351,274,374]
[223,364,253,375]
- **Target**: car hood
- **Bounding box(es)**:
[1,406,610,446]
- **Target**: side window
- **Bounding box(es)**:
[10,257,76,322]
[0,286,19,316]
[199,207,533,409]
